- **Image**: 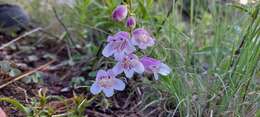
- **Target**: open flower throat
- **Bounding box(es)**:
[112,38,128,52]
[97,75,116,88]
[131,28,155,49]
[137,34,149,43]
[121,55,136,70]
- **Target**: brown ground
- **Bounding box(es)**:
[0,33,177,117]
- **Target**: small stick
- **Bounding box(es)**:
[52,7,75,46]
[0,27,42,50]
[52,7,83,54]
[156,0,175,35]
[0,60,55,89]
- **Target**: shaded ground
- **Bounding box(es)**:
[0,32,176,116]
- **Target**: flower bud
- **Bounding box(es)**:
[126,16,136,28]
[112,5,128,21]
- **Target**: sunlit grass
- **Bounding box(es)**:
[153,1,259,116]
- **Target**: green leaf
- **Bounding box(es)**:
[147,0,154,8]
[137,0,149,19]
[77,97,95,113]
[256,109,260,117]
[23,72,44,84]
[9,68,22,77]
[88,71,97,77]
[70,76,86,88]
[0,61,12,72]
[0,98,31,114]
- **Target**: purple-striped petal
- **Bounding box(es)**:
[96,70,107,79]
[103,31,135,59]
[107,69,116,77]
[131,28,155,50]
[140,56,161,73]
[107,36,116,42]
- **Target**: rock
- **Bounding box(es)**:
[0,4,30,36]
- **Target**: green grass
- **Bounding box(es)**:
[153,1,260,116]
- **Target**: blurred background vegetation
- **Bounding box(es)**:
[0,0,259,116]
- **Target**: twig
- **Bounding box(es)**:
[52,7,74,44]
[52,7,82,54]
[0,28,42,50]
[156,0,175,35]
[0,60,55,89]
[96,42,105,57]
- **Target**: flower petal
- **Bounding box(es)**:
[107,36,115,42]
[113,79,125,91]
[96,70,107,79]
[134,61,145,74]
[117,31,130,39]
[114,52,126,61]
[131,37,138,45]
[138,43,148,50]
[112,62,124,75]
[158,63,171,76]
[103,88,114,97]
[107,69,116,77]
[125,42,136,54]
[147,37,155,46]
[153,72,159,80]
[124,69,134,78]
[102,44,114,57]
[90,83,101,95]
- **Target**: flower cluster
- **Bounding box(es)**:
[90,3,171,97]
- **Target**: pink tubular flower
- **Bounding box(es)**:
[113,54,144,78]
[140,56,171,80]
[126,16,136,28]
[90,69,125,97]
[102,31,136,59]
[131,28,155,49]
[112,5,128,21]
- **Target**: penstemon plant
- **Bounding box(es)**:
[90,2,171,97]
